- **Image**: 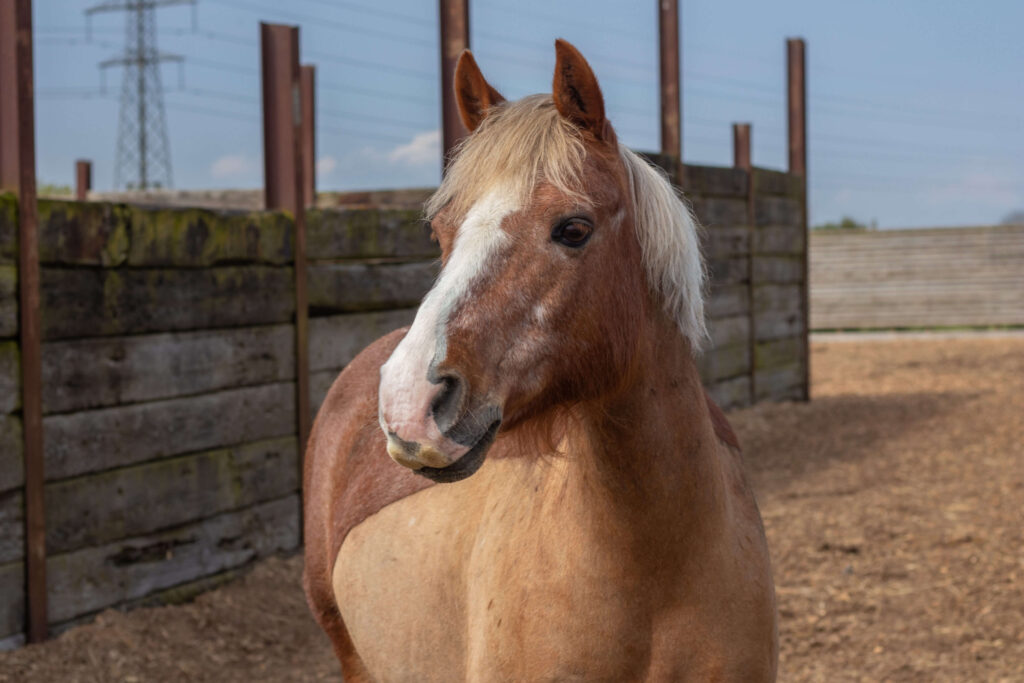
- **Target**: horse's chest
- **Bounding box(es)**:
[332,461,657,680]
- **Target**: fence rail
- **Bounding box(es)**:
[810,225,1024,330]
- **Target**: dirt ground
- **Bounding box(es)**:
[2,336,1021,682]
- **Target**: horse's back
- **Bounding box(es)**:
[302,327,435,679]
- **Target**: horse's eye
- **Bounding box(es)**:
[552,218,593,248]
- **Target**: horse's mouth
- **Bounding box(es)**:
[415,419,501,483]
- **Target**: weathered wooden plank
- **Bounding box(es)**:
[45,436,298,555]
[706,284,749,319]
[755,363,804,401]
[755,196,801,227]
[37,200,129,266]
[752,169,802,198]
[709,315,750,349]
[46,494,300,624]
[41,266,294,340]
[41,324,295,415]
[0,193,17,265]
[309,308,416,371]
[756,309,803,342]
[755,337,803,371]
[0,264,16,338]
[755,224,805,255]
[707,375,751,411]
[707,257,749,286]
[0,415,23,492]
[0,561,24,639]
[0,631,25,651]
[683,165,748,198]
[698,343,750,384]
[690,197,748,228]
[753,255,803,284]
[319,187,434,210]
[308,261,437,314]
[0,340,19,413]
[0,490,23,564]
[703,226,750,260]
[306,208,437,261]
[754,284,802,313]
[126,206,293,267]
[44,381,296,481]
[310,368,338,420]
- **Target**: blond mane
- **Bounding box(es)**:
[427,94,708,351]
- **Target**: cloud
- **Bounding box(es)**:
[388,130,440,166]
[210,154,255,179]
[316,155,338,175]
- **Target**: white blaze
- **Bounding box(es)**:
[379,188,517,448]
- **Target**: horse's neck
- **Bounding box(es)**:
[562,316,729,551]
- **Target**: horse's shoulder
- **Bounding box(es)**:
[703,389,741,451]
[305,326,435,563]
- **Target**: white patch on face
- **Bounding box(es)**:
[379,188,518,438]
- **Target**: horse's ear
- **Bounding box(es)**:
[454,50,505,133]
[552,39,609,141]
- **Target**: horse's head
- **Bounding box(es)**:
[379,40,706,483]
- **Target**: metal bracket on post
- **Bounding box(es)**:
[261,23,310,502]
[438,0,469,174]
[0,0,47,644]
[787,37,809,401]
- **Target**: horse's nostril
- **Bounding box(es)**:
[430,373,465,432]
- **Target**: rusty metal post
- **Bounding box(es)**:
[439,0,469,172]
[0,0,47,643]
[787,37,810,400]
[300,64,316,208]
[733,123,756,404]
[732,123,751,171]
[75,160,92,201]
[658,0,682,180]
[261,23,311,485]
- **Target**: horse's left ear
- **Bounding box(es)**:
[455,50,506,133]
[552,39,612,142]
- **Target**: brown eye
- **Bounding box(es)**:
[552,218,593,248]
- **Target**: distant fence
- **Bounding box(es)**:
[810,225,1024,330]
[0,160,807,645]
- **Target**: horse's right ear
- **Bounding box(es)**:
[454,51,505,133]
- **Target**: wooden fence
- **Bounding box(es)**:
[810,225,1024,330]
[0,159,807,647]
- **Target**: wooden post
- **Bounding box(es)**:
[261,23,311,485]
[733,123,756,404]
[658,0,682,182]
[0,0,47,643]
[787,37,810,401]
[300,64,315,208]
[438,0,469,172]
[75,160,92,201]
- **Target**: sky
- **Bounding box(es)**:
[32,0,1024,228]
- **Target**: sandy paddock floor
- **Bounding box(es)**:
[1,336,1022,682]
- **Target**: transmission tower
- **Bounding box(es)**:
[86,1,194,190]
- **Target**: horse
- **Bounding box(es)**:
[303,39,778,681]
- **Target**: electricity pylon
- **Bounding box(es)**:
[86,0,194,190]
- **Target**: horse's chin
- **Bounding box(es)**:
[415,419,501,484]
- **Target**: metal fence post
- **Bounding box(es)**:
[439,0,469,173]
[75,160,92,201]
[787,37,810,401]
[0,0,47,643]
[261,23,311,489]
[658,0,682,184]
[300,64,315,208]
[733,123,756,404]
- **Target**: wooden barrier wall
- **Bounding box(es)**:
[0,160,807,646]
[810,225,1024,330]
